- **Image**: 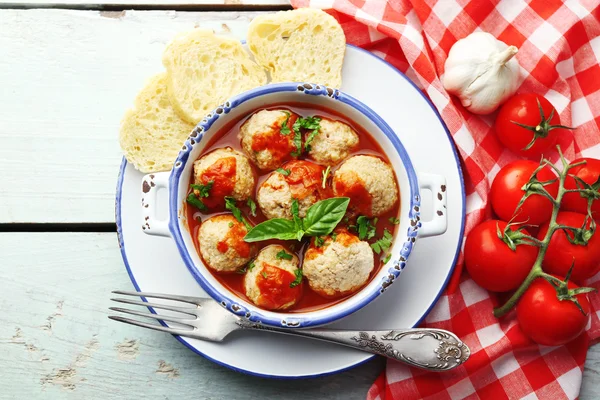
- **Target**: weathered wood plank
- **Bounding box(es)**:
[0,9,266,224]
[1,232,599,398]
[0,232,384,399]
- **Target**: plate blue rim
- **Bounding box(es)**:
[114,43,466,379]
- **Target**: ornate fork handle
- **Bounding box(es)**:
[237,322,470,371]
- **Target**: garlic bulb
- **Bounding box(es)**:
[443,32,520,115]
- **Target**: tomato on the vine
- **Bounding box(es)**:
[464,220,538,292]
[495,93,572,159]
[562,158,600,218]
[490,160,558,225]
[537,211,600,283]
[517,276,590,346]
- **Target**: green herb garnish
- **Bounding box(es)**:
[225,196,251,230]
[389,217,400,225]
[296,116,321,152]
[191,181,213,198]
[383,254,392,264]
[276,250,293,260]
[280,111,291,135]
[315,236,325,248]
[244,197,350,243]
[356,216,377,240]
[290,269,303,288]
[331,232,338,242]
[186,181,214,211]
[228,222,234,228]
[371,229,393,254]
[261,271,268,279]
[276,168,291,176]
[186,193,208,211]
[247,260,255,271]
[322,166,331,189]
[247,198,257,217]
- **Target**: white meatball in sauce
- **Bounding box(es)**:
[332,155,399,217]
[303,229,374,298]
[307,118,359,166]
[198,215,255,273]
[244,245,302,311]
[192,147,255,210]
[257,160,330,220]
[239,109,300,171]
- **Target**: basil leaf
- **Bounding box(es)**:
[291,198,303,234]
[244,218,298,242]
[304,197,350,236]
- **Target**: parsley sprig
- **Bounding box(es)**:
[353,216,378,240]
[291,116,321,156]
[280,111,291,135]
[225,197,251,230]
[371,229,393,254]
[186,181,214,211]
[290,269,303,288]
[276,250,293,260]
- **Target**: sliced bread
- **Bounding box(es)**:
[247,8,346,88]
[119,73,195,173]
[162,29,267,124]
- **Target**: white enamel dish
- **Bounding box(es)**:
[141,82,448,328]
[116,44,466,377]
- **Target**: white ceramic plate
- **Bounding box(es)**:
[116,45,465,378]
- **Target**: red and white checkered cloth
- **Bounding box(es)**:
[290,0,600,398]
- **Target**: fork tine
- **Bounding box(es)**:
[108,316,193,337]
[111,290,206,306]
[109,307,195,325]
[111,298,197,316]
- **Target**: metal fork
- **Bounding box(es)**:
[109,290,470,371]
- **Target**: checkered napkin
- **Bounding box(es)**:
[289,0,600,398]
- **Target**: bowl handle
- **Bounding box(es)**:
[141,172,171,237]
[418,173,448,238]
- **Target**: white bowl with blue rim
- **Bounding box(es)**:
[141,82,448,329]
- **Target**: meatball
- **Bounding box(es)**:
[239,109,299,170]
[307,118,359,165]
[193,147,255,209]
[198,214,255,273]
[303,229,374,298]
[257,160,329,220]
[333,155,398,217]
[244,245,302,311]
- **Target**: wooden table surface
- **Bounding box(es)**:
[1,3,599,399]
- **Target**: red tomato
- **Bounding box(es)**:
[562,158,600,219]
[490,160,558,225]
[464,220,538,292]
[538,211,600,283]
[495,94,571,159]
[517,276,590,346]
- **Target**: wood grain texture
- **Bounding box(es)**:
[0,9,264,224]
[0,232,599,399]
[0,233,384,399]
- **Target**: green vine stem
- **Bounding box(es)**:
[493,147,596,318]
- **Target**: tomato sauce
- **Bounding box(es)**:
[186,103,401,313]
[197,157,237,209]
